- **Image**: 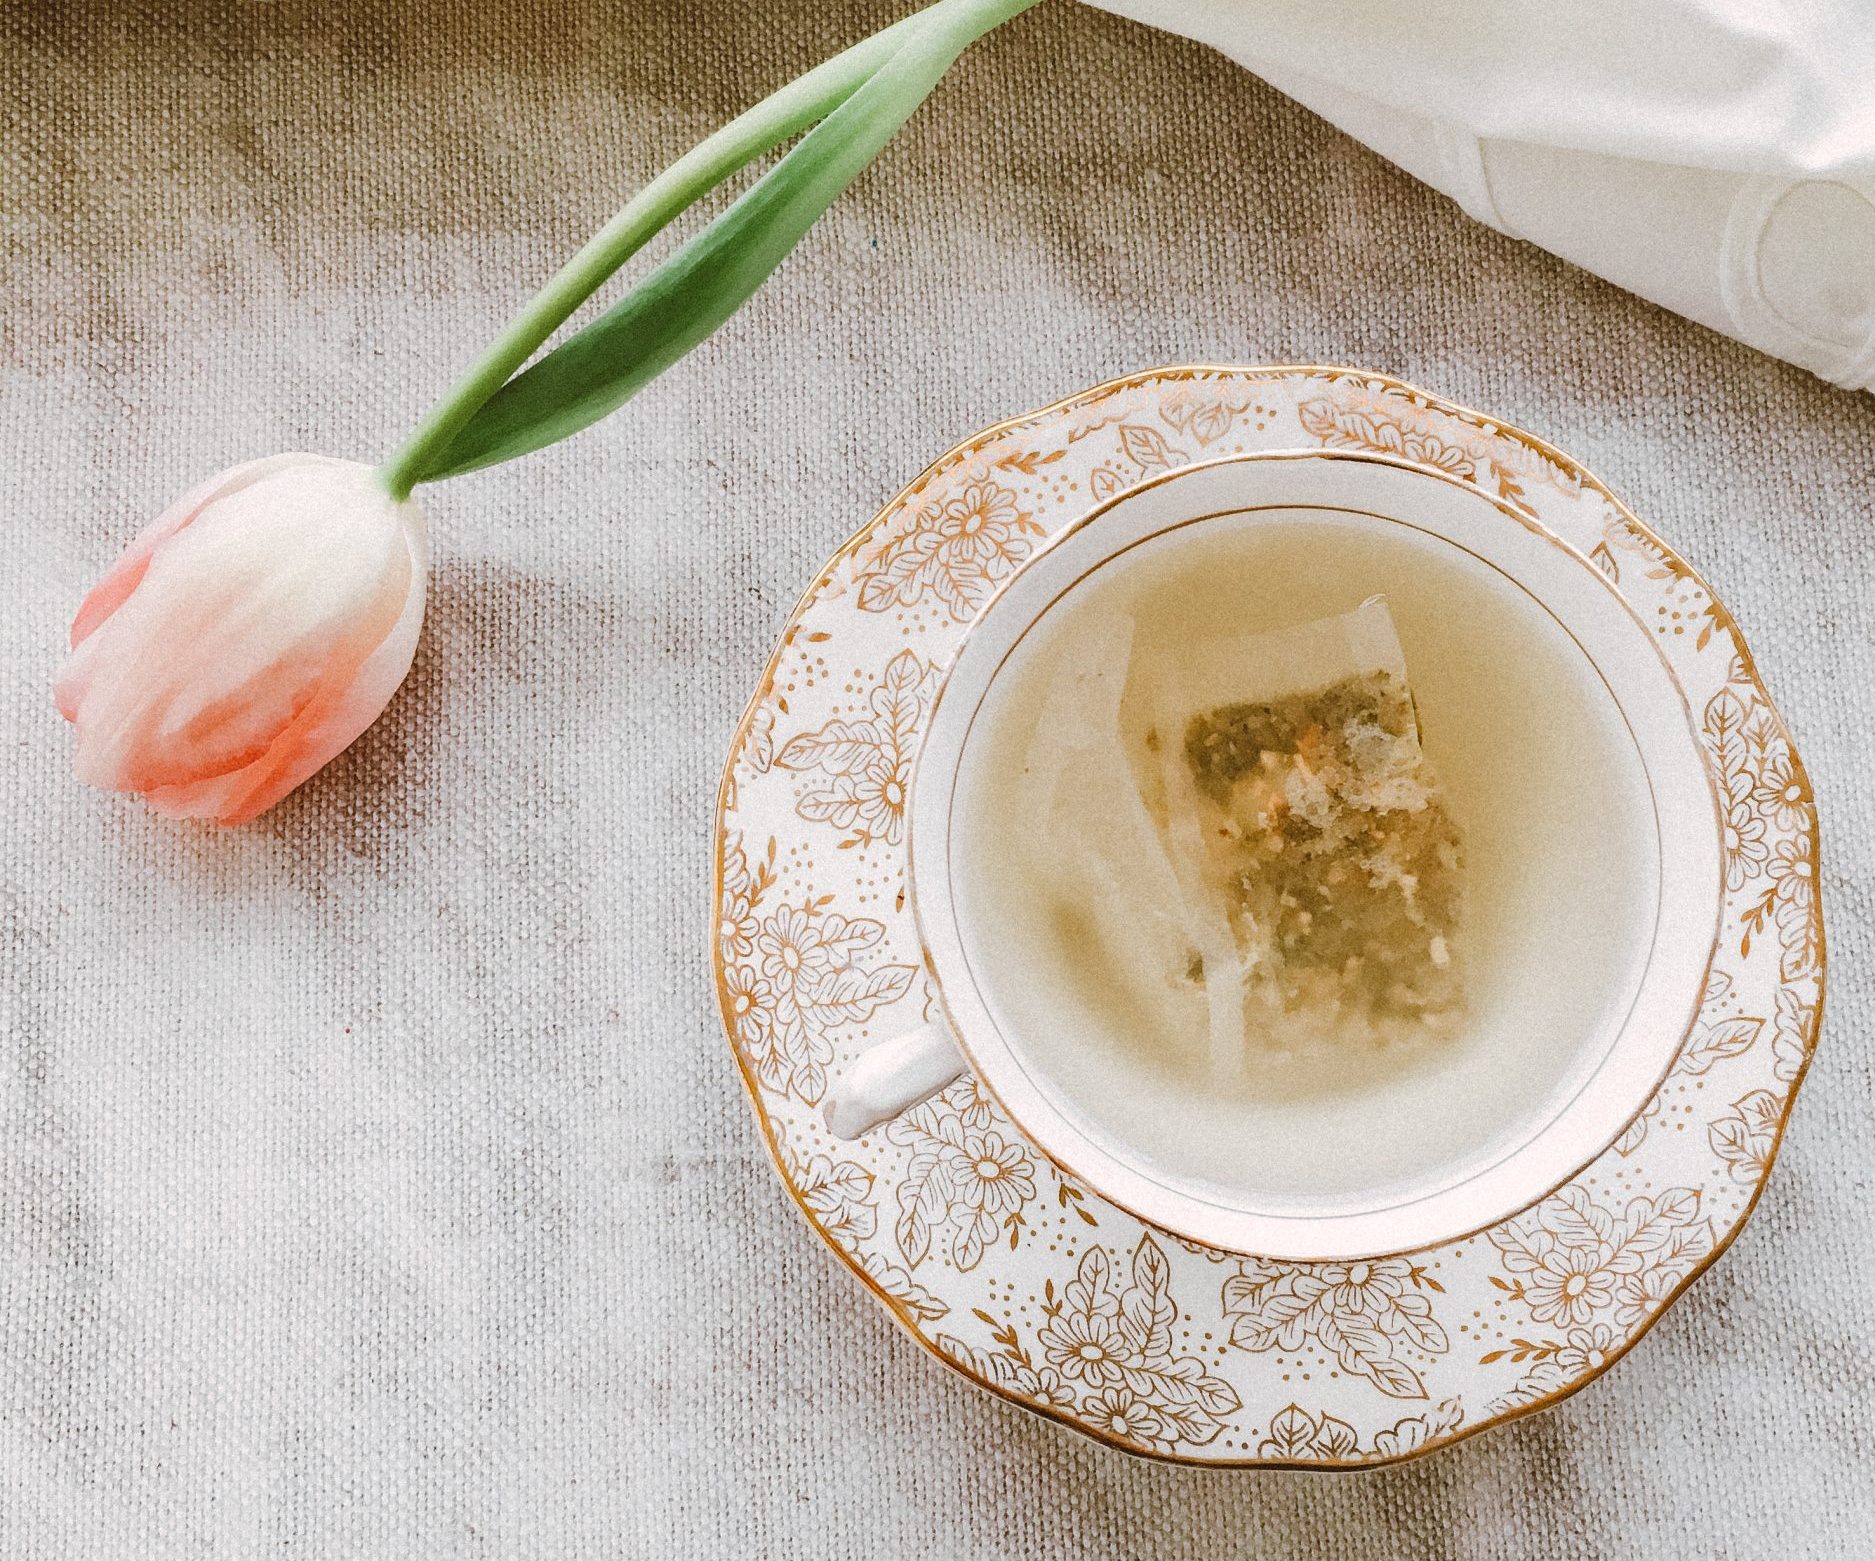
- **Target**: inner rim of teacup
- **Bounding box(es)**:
[907,452,1722,1260]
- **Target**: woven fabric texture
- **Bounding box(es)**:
[2,2,1871,1556]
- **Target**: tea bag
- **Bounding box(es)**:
[1013,617,1215,1066]
[1129,596,1465,1069]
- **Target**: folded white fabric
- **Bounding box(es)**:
[1090,0,1875,391]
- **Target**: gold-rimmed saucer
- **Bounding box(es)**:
[711,367,1824,1467]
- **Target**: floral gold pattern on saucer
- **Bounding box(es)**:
[711,367,1824,1467]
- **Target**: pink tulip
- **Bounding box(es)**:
[55,454,428,825]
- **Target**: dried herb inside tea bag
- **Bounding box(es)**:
[1131,596,1466,1067]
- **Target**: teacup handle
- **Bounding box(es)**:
[821,1022,967,1139]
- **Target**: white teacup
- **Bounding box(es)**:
[821,451,1721,1261]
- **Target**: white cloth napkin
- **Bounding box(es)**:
[1089,0,1875,391]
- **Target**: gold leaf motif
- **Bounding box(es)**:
[1222,1257,1447,1400]
[1158,383,1252,446]
[776,650,939,847]
[934,1234,1240,1451]
[1774,865,1822,981]
[1117,422,1182,472]
[1614,1094,1664,1157]
[1257,1399,1464,1463]
[1370,1398,1467,1459]
[736,903,918,1105]
[1484,1327,1620,1414]
[793,1153,876,1243]
[1709,1089,1783,1185]
[855,1251,949,1322]
[991,447,1064,476]
[1677,1016,1765,1076]
[1030,1236,1241,1448]
[932,1334,1073,1412]
[1772,987,1817,1084]
[1295,385,1581,514]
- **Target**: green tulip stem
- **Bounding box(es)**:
[378,7,923,501]
[379,0,1037,499]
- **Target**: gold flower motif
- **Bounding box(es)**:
[855,480,1041,619]
[948,1073,1000,1131]
[1301,399,1475,482]
[1767,836,1815,909]
[1720,795,1770,889]
[717,835,769,961]
[740,902,916,1104]
[951,1129,1036,1217]
[936,481,1020,547]
[1296,385,1577,512]
[889,1082,1038,1271]
[848,758,905,840]
[943,1236,1240,1450]
[718,368,1817,1465]
[1772,986,1816,1084]
[1766,836,1821,978]
[1485,1187,1712,1416]
[1224,1255,1447,1400]
[1754,750,1811,833]
[1488,1185,1712,1340]
[722,965,774,1043]
[933,1334,1076,1412]
[1523,1246,1617,1326]
[1480,1325,1626,1412]
[719,900,757,962]
[1038,1310,1131,1387]
[1554,1323,1621,1372]
[1613,1266,1681,1329]
[1082,1387,1167,1445]
[1318,1260,1408,1317]
[1024,1369,1078,1412]
[756,905,836,998]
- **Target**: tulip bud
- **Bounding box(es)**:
[55,454,427,824]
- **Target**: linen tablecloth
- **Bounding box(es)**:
[3,3,1871,1555]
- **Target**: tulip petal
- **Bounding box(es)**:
[66,453,315,652]
[192,507,428,824]
[58,455,429,823]
[67,463,405,789]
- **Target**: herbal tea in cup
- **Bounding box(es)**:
[825,453,1721,1261]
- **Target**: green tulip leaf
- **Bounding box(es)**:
[414,0,1036,482]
